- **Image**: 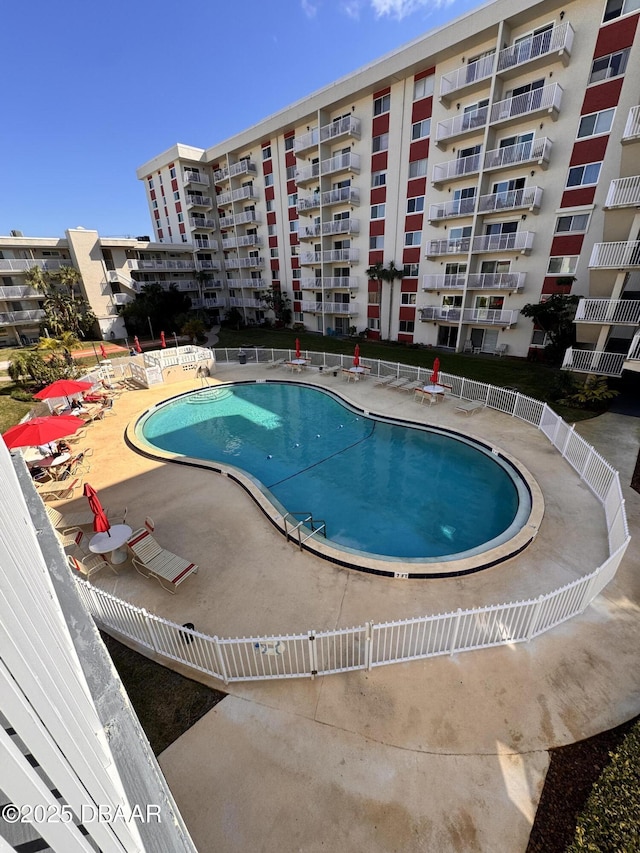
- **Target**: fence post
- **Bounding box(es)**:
[526,595,545,640]
[212,637,230,685]
[308,631,318,678]
[365,622,374,671]
[449,608,463,655]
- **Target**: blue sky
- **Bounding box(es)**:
[1,0,479,240]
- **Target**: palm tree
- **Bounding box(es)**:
[180,317,206,344]
[365,263,385,338]
[381,262,404,341]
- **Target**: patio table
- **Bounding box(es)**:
[89,524,133,565]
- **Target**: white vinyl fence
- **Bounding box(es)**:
[77,350,630,683]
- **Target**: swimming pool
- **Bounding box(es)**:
[133,382,537,575]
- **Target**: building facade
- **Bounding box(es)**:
[136,0,640,364]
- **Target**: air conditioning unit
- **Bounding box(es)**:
[10,230,24,237]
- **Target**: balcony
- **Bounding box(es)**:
[484,137,552,171]
[622,106,640,143]
[295,116,361,155]
[111,293,134,306]
[227,278,267,288]
[299,248,359,265]
[435,106,489,148]
[589,241,640,269]
[472,232,534,254]
[0,258,71,273]
[200,278,223,289]
[203,297,227,309]
[216,186,257,205]
[490,83,562,127]
[575,298,640,325]
[301,300,357,315]
[439,53,495,104]
[626,330,640,364]
[419,306,517,326]
[228,296,263,308]
[297,186,360,213]
[195,260,222,271]
[431,151,481,187]
[300,277,358,290]
[129,259,195,271]
[218,210,261,228]
[295,152,360,185]
[213,160,257,183]
[183,170,210,187]
[477,186,542,215]
[224,257,264,270]
[496,22,574,77]
[194,239,218,251]
[0,285,39,300]
[0,309,45,326]
[299,219,360,239]
[426,238,471,258]
[185,194,212,208]
[221,235,262,250]
[422,274,468,291]
[189,216,216,229]
[562,347,626,377]
[428,197,477,223]
[604,175,640,209]
[466,272,526,291]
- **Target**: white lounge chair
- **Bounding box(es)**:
[127,528,198,594]
[387,377,412,390]
[265,358,286,369]
[67,552,117,579]
[374,375,396,386]
[455,400,485,416]
[398,380,423,393]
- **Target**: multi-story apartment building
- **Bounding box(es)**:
[137,0,640,363]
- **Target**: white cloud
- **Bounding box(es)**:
[301,0,319,17]
[342,0,364,18]
[370,0,451,20]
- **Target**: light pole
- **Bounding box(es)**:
[173,332,179,348]
[147,316,154,343]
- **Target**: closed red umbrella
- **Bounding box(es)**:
[430,357,441,385]
[134,336,142,354]
[83,483,111,534]
[160,331,166,348]
[353,344,360,368]
[2,415,85,450]
[295,338,301,359]
[99,344,107,359]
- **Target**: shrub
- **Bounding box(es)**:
[9,388,35,402]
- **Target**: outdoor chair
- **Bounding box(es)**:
[265,358,285,369]
[35,477,82,501]
[374,375,397,387]
[56,527,88,556]
[455,400,485,416]
[67,552,117,579]
[46,504,96,533]
[387,377,412,390]
[126,528,198,594]
[66,428,88,444]
[398,380,423,393]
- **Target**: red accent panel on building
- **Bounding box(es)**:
[402,248,421,264]
[397,334,413,343]
[291,258,299,270]
[263,161,273,175]
[401,279,418,292]
[179,223,185,234]
[369,220,385,237]
[594,14,639,56]
[287,180,297,194]
[288,208,298,221]
[415,67,435,81]
[569,136,609,166]
[404,214,423,232]
[369,251,384,265]
[286,151,296,167]
[150,189,156,200]
[560,187,597,207]
[157,229,163,239]
[542,276,574,295]
[175,202,182,214]
[368,304,380,317]
[550,234,584,255]
[368,281,379,293]
[269,236,278,249]
[411,97,433,122]
[399,307,416,322]
[289,234,298,246]
[370,187,387,205]
[154,209,160,220]
[265,187,275,201]
[293,301,301,311]
[371,151,388,172]
[409,139,429,162]
[267,212,277,226]
[372,114,390,136]
[373,86,391,99]
[406,178,427,197]
[581,78,624,113]
[271,260,279,271]
[171,179,178,193]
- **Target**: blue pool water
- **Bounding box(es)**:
[139,383,529,562]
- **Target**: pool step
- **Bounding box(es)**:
[186,387,234,404]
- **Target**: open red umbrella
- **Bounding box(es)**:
[295,338,301,359]
[83,483,111,534]
[2,415,86,450]
[34,379,93,404]
[160,331,166,349]
[99,344,107,359]
[134,336,142,354]
[430,357,441,385]
[353,344,360,368]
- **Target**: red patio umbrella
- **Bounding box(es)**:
[134,336,142,354]
[353,344,360,368]
[2,415,86,450]
[160,331,166,348]
[34,379,93,405]
[83,483,111,534]
[430,357,441,385]
[99,344,107,359]
[295,338,301,359]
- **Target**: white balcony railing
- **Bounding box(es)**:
[432,151,482,186]
[300,219,360,239]
[129,259,195,271]
[299,276,358,290]
[484,137,552,171]
[575,298,640,325]
[562,347,626,377]
[497,22,574,73]
[195,260,222,271]
[297,186,360,212]
[439,53,496,101]
[218,210,261,228]
[221,235,262,250]
[436,107,489,145]
[216,186,257,205]
[477,186,542,214]
[0,285,40,299]
[301,300,356,315]
[299,249,359,265]
[227,297,263,308]
[227,278,267,289]
[426,238,471,257]
[203,297,227,309]
[428,197,477,222]
[466,273,526,291]
[185,194,212,207]
[604,175,640,208]
[589,241,640,269]
[0,258,71,273]
[295,152,360,184]
[213,160,257,183]
[422,274,467,290]
[224,257,264,270]
[189,217,216,229]
[0,309,45,325]
[419,307,518,326]
[111,293,134,306]
[294,116,361,154]
[622,105,640,142]
[472,232,534,253]
[627,330,640,361]
[490,83,562,125]
[183,170,210,186]
[194,239,218,251]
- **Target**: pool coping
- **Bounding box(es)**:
[125,379,545,579]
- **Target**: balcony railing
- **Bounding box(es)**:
[428,197,477,222]
[627,330,640,362]
[432,151,481,186]
[213,160,257,183]
[299,277,358,290]
[301,300,356,315]
[297,186,360,212]
[295,152,360,185]
[426,238,471,257]
[419,307,517,325]
[575,298,640,325]
[422,274,467,290]
[622,105,640,143]
[221,235,262,249]
[203,297,227,309]
[589,241,640,269]
[183,170,210,186]
[439,53,496,102]
[218,210,260,228]
[0,309,45,325]
[189,217,216,229]
[497,22,574,74]
[0,285,39,299]
[604,175,640,208]
[194,239,218,251]
[294,116,361,154]
[299,219,360,239]
[490,83,562,125]
[436,106,489,146]
[466,272,526,291]
[200,279,223,289]
[562,347,626,377]
[227,278,267,289]
[484,137,552,171]
[224,257,264,270]
[472,232,534,254]
[227,297,263,308]
[129,259,195,271]
[111,293,134,306]
[185,194,212,208]
[195,260,222,271]
[216,186,257,205]
[299,249,359,265]
[0,258,71,273]
[477,186,542,214]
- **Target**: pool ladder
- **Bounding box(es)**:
[283,512,327,551]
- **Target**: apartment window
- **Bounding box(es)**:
[405,231,422,246]
[403,263,419,277]
[284,165,295,181]
[411,119,431,140]
[289,220,299,233]
[371,204,386,219]
[147,178,154,189]
[284,136,295,151]
[413,75,435,100]
[368,318,381,331]
[177,213,183,223]
[370,235,385,250]
[401,292,416,305]
[371,171,387,187]
[292,268,301,279]
[373,94,391,116]
[555,214,590,233]
[407,196,425,214]
[368,290,381,304]
[293,289,302,300]
[169,167,176,179]
[399,320,415,333]
[152,200,158,209]
[531,329,549,346]
[287,193,297,207]
[262,145,272,160]
[291,245,299,257]
[567,162,601,187]
[408,159,428,178]
[268,224,277,236]
[603,0,640,22]
[181,234,188,243]
[577,108,615,138]
[265,174,274,187]
[589,49,630,84]
[372,133,390,153]
[266,200,275,212]
[547,256,578,274]
[173,191,180,201]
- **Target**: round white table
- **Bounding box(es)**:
[423,384,445,395]
[89,524,133,565]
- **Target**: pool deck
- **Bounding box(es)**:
[53,363,640,852]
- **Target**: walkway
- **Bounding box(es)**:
[51,362,639,852]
